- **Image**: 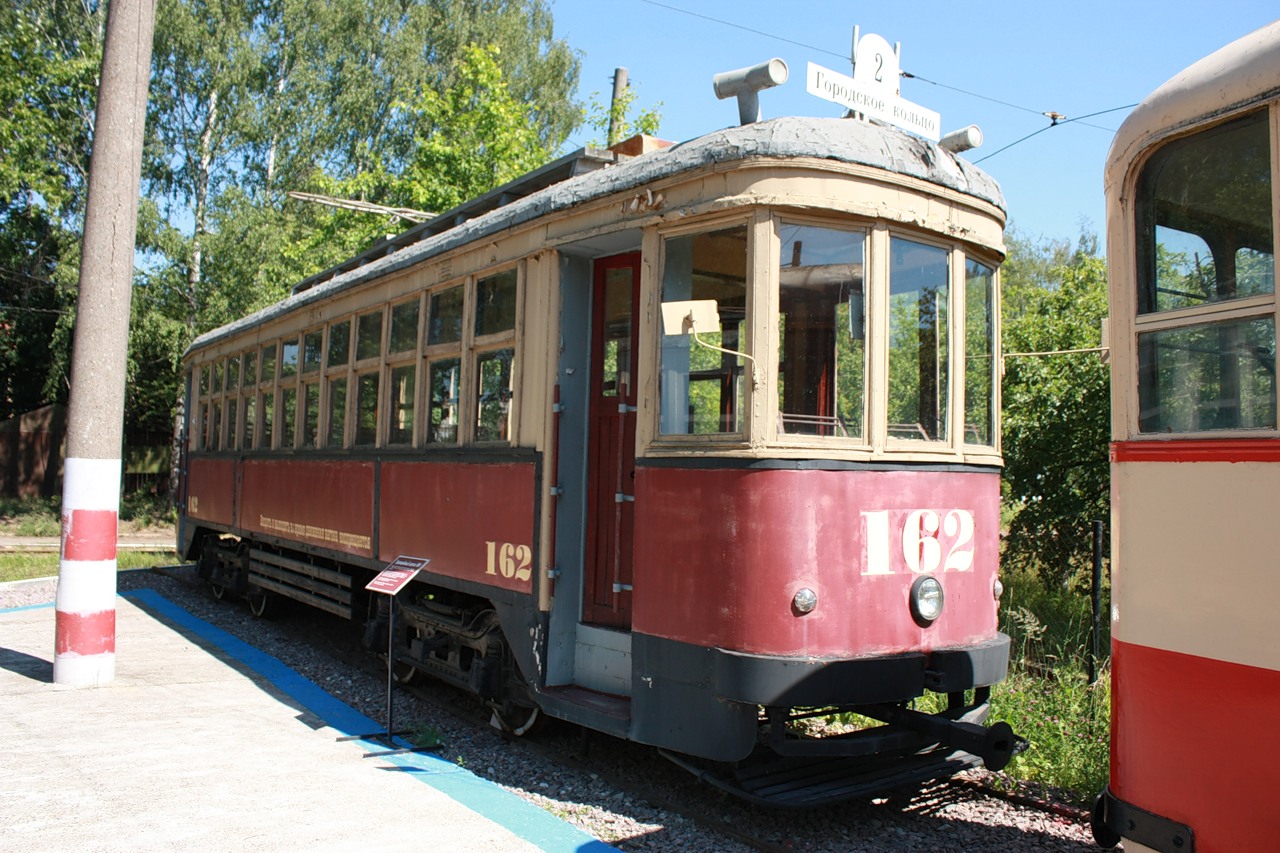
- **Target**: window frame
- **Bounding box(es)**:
[1127,104,1280,437]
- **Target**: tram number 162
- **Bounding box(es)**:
[485,540,533,582]
[862,509,975,576]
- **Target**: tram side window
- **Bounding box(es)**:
[888,237,950,442]
[776,223,866,439]
[326,319,350,449]
[473,269,518,443]
[388,299,420,446]
[426,284,465,446]
[1135,109,1276,433]
[965,260,996,446]
[659,224,749,435]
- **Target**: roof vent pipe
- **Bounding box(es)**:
[939,125,984,154]
[713,58,789,125]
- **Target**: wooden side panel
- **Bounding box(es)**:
[379,461,536,593]
[239,459,375,558]
[185,456,237,527]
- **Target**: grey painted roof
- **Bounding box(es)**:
[189,115,1005,355]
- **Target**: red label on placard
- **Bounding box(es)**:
[366,555,429,595]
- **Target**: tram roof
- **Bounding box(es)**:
[188,115,1005,355]
[1106,19,1280,194]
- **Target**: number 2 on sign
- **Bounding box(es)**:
[861,509,975,575]
[485,541,532,582]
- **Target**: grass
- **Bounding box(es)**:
[0,550,178,583]
[1,494,179,583]
[0,492,177,536]
[989,565,1111,803]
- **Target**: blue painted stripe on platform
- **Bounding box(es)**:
[120,588,613,853]
[0,602,55,613]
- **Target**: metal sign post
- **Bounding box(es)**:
[338,555,433,757]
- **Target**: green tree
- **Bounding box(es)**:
[1000,230,1110,587]
[0,0,104,420]
[395,44,556,214]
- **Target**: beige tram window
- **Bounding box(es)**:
[302,331,323,374]
[475,349,514,442]
[261,389,275,447]
[388,365,416,446]
[326,377,347,448]
[302,382,321,447]
[260,343,276,383]
[280,386,297,449]
[390,300,420,354]
[356,311,383,362]
[1137,110,1273,315]
[426,358,461,445]
[242,395,256,449]
[210,401,222,451]
[225,397,239,450]
[965,259,997,446]
[659,224,749,435]
[199,364,210,396]
[776,223,866,440]
[226,355,240,390]
[475,269,517,337]
[354,372,379,447]
[242,350,257,386]
[280,338,299,378]
[212,360,223,394]
[327,319,351,367]
[429,285,465,346]
[888,237,950,442]
[1135,109,1277,433]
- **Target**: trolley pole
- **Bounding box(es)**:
[53,0,156,687]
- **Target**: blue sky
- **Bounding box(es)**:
[549,1,1277,246]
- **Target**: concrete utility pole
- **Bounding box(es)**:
[607,67,629,147]
[54,0,156,687]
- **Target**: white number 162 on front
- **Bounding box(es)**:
[861,509,975,576]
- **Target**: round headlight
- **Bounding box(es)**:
[792,587,818,614]
[993,578,1004,600]
[911,575,945,625]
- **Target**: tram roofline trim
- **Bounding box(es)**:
[186,116,1005,358]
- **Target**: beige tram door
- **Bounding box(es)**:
[582,252,640,628]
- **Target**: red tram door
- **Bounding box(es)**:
[582,252,640,629]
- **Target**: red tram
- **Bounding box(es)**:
[178,75,1016,804]
[1092,21,1280,852]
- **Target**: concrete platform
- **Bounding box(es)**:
[0,590,611,852]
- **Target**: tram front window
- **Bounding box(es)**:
[888,237,950,442]
[659,225,748,435]
[1136,109,1276,432]
[776,223,866,439]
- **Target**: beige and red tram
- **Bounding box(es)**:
[178,107,1016,804]
[1093,21,1280,852]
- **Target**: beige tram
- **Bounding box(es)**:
[1093,20,1280,852]
[179,95,1016,802]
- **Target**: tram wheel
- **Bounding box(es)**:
[209,582,227,601]
[1090,794,1121,848]
[489,701,543,737]
[392,660,420,685]
[247,588,275,618]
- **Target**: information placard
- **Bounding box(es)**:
[366,555,429,596]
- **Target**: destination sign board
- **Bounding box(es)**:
[806,60,941,142]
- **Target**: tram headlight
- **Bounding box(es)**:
[910,576,945,625]
[792,587,818,615]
